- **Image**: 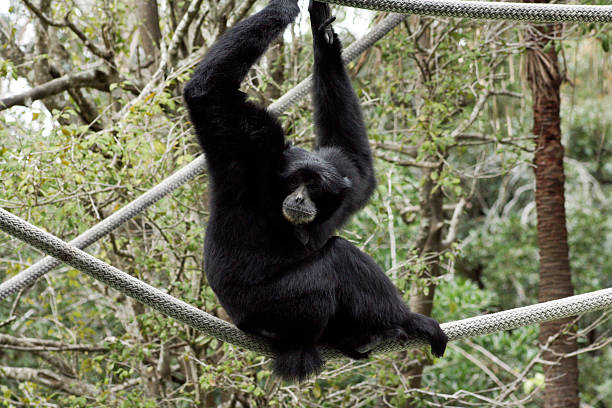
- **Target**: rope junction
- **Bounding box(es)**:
[1,1,611,356]
[1,207,611,358]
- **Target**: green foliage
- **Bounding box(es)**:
[0,1,610,406]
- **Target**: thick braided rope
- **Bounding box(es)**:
[1,207,611,359]
[0,208,273,355]
[324,0,612,23]
[0,13,406,302]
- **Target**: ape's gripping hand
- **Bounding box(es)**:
[309,0,338,47]
[184,0,299,102]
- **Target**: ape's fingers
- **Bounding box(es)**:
[318,16,337,32]
[319,16,337,44]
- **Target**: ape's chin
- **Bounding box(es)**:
[282,205,316,225]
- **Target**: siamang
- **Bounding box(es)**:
[183,0,447,381]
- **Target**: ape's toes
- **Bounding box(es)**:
[425,321,448,357]
[405,313,448,358]
[430,330,448,358]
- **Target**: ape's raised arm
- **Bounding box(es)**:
[310,1,375,206]
[183,0,299,175]
[184,0,299,101]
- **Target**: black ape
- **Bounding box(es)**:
[183,0,447,381]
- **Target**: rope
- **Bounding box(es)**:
[0,13,407,301]
[1,207,611,359]
[1,0,610,357]
[324,0,612,23]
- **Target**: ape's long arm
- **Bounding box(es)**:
[183,0,299,176]
[184,0,299,100]
[303,2,376,249]
[310,2,375,204]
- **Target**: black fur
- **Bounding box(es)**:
[183,0,447,382]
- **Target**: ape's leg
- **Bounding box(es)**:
[334,328,409,359]
[322,237,448,358]
[402,312,449,358]
[233,264,339,382]
[266,294,331,382]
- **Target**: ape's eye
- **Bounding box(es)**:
[286,176,300,190]
[307,181,322,193]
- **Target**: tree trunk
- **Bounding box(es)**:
[525,16,580,408]
[404,164,444,397]
[135,0,162,58]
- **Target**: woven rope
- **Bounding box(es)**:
[1,0,611,357]
[0,14,407,301]
[324,0,612,23]
[1,208,611,359]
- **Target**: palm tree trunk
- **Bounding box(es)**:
[525,17,580,408]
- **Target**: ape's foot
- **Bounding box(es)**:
[356,328,408,354]
[404,313,448,358]
[338,346,370,360]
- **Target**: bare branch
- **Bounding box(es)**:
[441,196,467,247]
[0,334,109,353]
[374,151,439,168]
[0,365,98,396]
[20,0,64,27]
[372,140,418,157]
[20,0,112,59]
[63,12,113,60]
[168,0,204,60]
[121,0,204,114]
[0,67,111,111]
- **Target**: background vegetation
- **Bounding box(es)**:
[0,0,610,406]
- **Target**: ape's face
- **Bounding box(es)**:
[281,147,351,226]
[282,170,321,225]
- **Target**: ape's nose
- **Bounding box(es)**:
[293,184,307,204]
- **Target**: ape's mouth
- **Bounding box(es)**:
[282,205,316,224]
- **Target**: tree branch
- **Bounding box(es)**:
[168,0,204,60]
[374,150,439,168]
[0,333,108,353]
[21,0,113,59]
[0,67,111,111]
[121,0,204,115]
[0,365,98,396]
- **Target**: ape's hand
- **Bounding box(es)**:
[309,0,336,45]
